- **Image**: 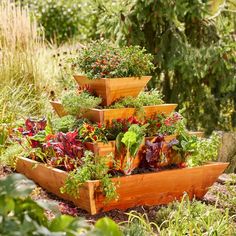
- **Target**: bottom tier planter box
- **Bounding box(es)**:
[16,157,228,215]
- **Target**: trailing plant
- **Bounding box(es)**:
[62,90,102,116]
[61,151,118,201]
[74,40,155,79]
[116,124,147,175]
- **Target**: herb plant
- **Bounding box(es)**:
[110,89,163,109]
[53,115,77,133]
[62,90,102,116]
[74,41,154,79]
[61,151,117,201]
[187,132,220,167]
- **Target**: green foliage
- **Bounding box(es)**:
[25,0,82,43]
[0,143,24,168]
[53,115,77,133]
[93,0,236,133]
[62,90,102,116]
[117,124,147,157]
[212,174,236,216]
[116,124,147,175]
[61,151,117,201]
[74,41,154,79]
[0,173,122,235]
[187,132,221,167]
[155,195,235,235]
[110,89,163,109]
[122,210,158,236]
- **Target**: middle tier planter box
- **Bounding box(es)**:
[50,101,177,123]
[74,75,152,106]
[16,157,228,215]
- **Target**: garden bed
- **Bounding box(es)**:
[16,156,228,215]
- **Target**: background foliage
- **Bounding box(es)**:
[87,0,236,133]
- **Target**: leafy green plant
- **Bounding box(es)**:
[74,41,154,79]
[0,173,122,235]
[187,132,221,167]
[116,124,147,175]
[61,151,117,201]
[62,90,102,116]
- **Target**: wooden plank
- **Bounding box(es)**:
[50,101,68,117]
[16,157,93,213]
[50,101,178,124]
[74,75,151,106]
[92,162,229,213]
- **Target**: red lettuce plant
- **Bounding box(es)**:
[13,118,48,148]
[142,135,186,170]
[43,130,84,171]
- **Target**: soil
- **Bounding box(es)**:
[0,165,235,223]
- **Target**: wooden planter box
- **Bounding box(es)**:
[50,101,177,123]
[83,104,177,123]
[74,75,151,106]
[50,101,67,117]
[16,157,228,215]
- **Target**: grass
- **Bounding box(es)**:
[0,0,63,122]
[121,195,236,235]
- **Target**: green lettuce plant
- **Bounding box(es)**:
[116,124,148,175]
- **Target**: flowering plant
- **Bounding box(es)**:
[74,41,154,79]
[78,122,108,143]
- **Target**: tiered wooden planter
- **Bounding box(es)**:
[16,157,228,215]
[17,74,225,215]
[50,101,177,123]
[74,75,151,106]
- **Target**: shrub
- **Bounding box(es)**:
[25,0,82,43]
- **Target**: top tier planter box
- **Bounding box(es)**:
[74,75,152,106]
